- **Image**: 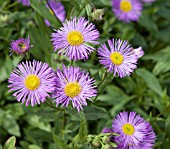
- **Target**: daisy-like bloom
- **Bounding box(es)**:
[8,60,56,106]
[51,17,99,61]
[18,0,30,6]
[10,36,32,55]
[46,0,66,23]
[52,65,97,112]
[97,39,138,78]
[112,111,156,149]
[112,0,143,23]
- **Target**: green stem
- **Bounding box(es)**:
[69,59,74,66]
[45,99,64,111]
[61,110,66,140]
[94,71,108,101]
[97,70,107,89]
[152,104,170,122]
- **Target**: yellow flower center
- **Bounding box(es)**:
[67,31,84,46]
[110,52,124,65]
[18,42,27,51]
[24,74,41,90]
[120,0,132,12]
[122,123,135,135]
[64,82,82,98]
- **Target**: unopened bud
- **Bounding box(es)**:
[87,134,93,142]
[102,144,112,149]
[92,138,101,147]
[102,136,110,144]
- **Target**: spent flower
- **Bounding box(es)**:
[10,36,32,55]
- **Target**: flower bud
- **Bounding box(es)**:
[92,138,101,147]
[102,136,110,144]
[91,9,104,21]
[102,144,112,149]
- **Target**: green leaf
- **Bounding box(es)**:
[83,106,107,120]
[4,103,24,120]
[65,107,86,121]
[28,144,42,149]
[136,68,162,96]
[3,136,16,149]
[2,114,21,137]
[85,4,92,17]
[138,15,159,37]
[158,7,170,20]
[53,134,68,149]
[153,60,170,75]
[79,121,88,138]
[24,129,53,143]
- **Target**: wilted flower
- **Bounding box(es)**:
[91,9,104,21]
[10,36,32,55]
[51,17,99,61]
[112,111,156,148]
[52,65,97,111]
[111,0,143,22]
[8,60,56,106]
[97,38,138,78]
[18,0,30,6]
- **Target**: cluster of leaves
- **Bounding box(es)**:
[0,0,170,148]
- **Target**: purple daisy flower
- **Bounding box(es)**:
[97,39,138,78]
[10,36,32,55]
[46,0,66,23]
[112,0,143,23]
[52,65,97,112]
[8,60,56,106]
[112,111,156,149]
[51,17,99,61]
[18,0,30,6]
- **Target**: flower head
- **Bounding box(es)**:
[46,0,66,23]
[52,65,97,111]
[18,0,30,6]
[112,111,156,148]
[8,60,56,106]
[10,36,32,55]
[51,17,99,61]
[97,39,138,78]
[112,0,143,22]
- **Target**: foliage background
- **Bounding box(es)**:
[0,0,170,148]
